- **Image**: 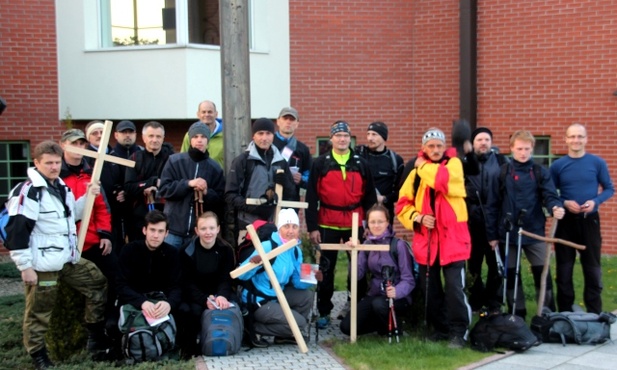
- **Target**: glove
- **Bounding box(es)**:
[275,172,287,186]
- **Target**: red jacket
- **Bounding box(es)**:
[60,160,112,252]
[396,150,471,266]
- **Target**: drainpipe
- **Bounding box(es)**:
[460,0,477,130]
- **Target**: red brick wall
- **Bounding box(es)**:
[289,1,461,236]
[477,1,617,253]
[0,0,63,144]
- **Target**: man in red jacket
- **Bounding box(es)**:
[59,129,118,350]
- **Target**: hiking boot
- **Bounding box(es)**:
[337,301,350,319]
[427,331,449,342]
[244,330,269,348]
[273,336,297,345]
[316,316,331,329]
[448,336,466,349]
[86,321,111,352]
[31,348,54,370]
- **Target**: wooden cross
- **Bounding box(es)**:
[246,169,307,225]
[519,219,585,316]
[229,224,309,353]
[319,212,389,343]
[62,120,135,253]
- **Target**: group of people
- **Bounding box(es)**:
[3,100,612,368]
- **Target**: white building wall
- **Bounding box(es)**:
[56,0,290,120]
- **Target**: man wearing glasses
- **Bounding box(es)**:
[550,123,614,313]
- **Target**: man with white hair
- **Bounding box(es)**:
[396,127,472,349]
[237,209,320,344]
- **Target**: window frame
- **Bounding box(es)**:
[0,141,32,200]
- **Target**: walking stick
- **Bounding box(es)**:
[388,295,400,343]
[309,244,321,343]
[424,227,432,337]
[502,213,513,307]
[147,192,155,212]
[194,190,204,217]
[537,219,558,315]
[512,209,527,314]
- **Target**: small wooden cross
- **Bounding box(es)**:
[62,120,135,253]
[319,212,389,343]
[246,169,307,225]
[229,224,309,353]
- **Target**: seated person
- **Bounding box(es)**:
[237,208,321,345]
[341,204,415,336]
[115,210,182,354]
[179,211,240,356]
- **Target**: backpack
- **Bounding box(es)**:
[534,311,616,345]
[470,312,540,352]
[1,181,40,245]
[200,306,244,356]
[388,237,420,283]
[118,303,177,362]
[236,221,280,266]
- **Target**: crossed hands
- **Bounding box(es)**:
[141,300,171,319]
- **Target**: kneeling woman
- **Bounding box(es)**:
[341,204,415,336]
[179,211,241,356]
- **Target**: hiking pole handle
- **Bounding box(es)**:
[517,209,527,227]
[503,212,513,232]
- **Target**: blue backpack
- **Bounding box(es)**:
[0,207,9,244]
[1,181,38,245]
[200,305,243,356]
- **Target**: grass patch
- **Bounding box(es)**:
[330,255,617,370]
[0,261,20,278]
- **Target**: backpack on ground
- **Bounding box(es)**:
[470,312,540,352]
[533,311,616,345]
[200,305,244,356]
[118,303,177,362]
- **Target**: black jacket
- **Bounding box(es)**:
[116,240,182,310]
[159,151,225,237]
[180,238,236,305]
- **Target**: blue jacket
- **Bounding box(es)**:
[237,232,311,304]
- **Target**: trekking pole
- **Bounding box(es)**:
[512,209,527,314]
[147,192,155,212]
[424,227,432,337]
[389,295,400,343]
[502,212,513,307]
[309,244,321,344]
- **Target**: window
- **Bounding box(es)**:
[314,137,357,157]
[0,142,31,199]
[533,136,560,168]
[100,0,246,48]
[101,0,176,47]
[187,0,220,45]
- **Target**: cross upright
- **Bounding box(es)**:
[246,169,307,225]
[319,212,389,343]
[62,120,135,253]
[229,224,309,353]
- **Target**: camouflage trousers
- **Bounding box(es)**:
[23,258,107,354]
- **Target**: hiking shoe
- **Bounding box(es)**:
[337,301,350,319]
[31,348,54,370]
[448,336,466,349]
[250,334,270,348]
[274,336,296,345]
[427,331,449,342]
[317,316,331,329]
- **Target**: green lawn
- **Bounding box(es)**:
[1,255,616,370]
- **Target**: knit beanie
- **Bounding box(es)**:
[422,128,446,145]
[252,118,275,135]
[471,127,493,142]
[188,122,211,139]
[330,121,351,137]
[367,121,388,141]
[277,208,299,230]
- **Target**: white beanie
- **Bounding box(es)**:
[277,208,299,230]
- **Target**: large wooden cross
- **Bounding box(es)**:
[319,212,389,343]
[62,120,135,253]
[246,169,307,225]
[229,224,309,353]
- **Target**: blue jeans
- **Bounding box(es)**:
[164,233,193,249]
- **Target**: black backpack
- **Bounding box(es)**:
[470,312,540,352]
[388,237,419,283]
[236,222,280,267]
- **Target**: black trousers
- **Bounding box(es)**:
[467,217,502,311]
[340,295,409,336]
[316,226,366,316]
[555,212,603,313]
